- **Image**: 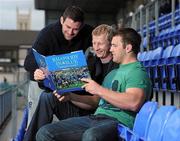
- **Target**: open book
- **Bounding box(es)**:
[32,49,91,94]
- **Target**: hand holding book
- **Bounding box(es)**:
[34,69,46,81]
[53,90,71,102]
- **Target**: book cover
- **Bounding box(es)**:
[32,49,91,94]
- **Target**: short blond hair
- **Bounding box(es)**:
[92,24,113,43]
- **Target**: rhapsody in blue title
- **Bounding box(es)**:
[51,54,78,68]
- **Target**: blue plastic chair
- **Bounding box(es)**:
[159,13,171,30]
[133,101,158,138]
[166,44,180,91]
[162,109,180,141]
[166,27,175,46]
[138,51,147,64]
[137,52,143,62]
[13,106,28,141]
[118,102,158,141]
[142,36,147,49]
[143,51,152,66]
[118,124,145,141]
[158,45,174,90]
[149,21,155,36]
[173,24,180,45]
[175,9,180,25]
[143,51,153,78]
[149,47,163,89]
[158,15,164,30]
[158,29,169,47]
[146,106,176,141]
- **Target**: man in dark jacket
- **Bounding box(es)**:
[24,6,93,127]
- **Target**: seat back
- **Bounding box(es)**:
[159,45,173,65]
[146,106,176,141]
[133,101,158,138]
[158,45,174,89]
[143,51,153,67]
[171,44,180,58]
[151,47,163,61]
[150,47,163,88]
[167,44,180,90]
[138,51,147,62]
[162,109,180,141]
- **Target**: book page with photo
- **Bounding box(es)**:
[32,49,91,94]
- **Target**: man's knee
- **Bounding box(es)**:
[36,126,52,141]
[39,92,53,102]
[82,128,101,141]
[82,123,118,141]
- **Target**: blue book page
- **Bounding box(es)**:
[46,50,91,94]
[32,49,56,90]
[32,48,46,68]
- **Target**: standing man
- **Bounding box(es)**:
[23,24,118,141]
[36,28,152,141]
[24,6,93,126]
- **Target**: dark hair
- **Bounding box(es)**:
[62,6,84,23]
[112,28,141,55]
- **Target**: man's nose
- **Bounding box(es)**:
[93,44,99,50]
[68,29,73,35]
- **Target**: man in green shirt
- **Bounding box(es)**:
[36,28,152,141]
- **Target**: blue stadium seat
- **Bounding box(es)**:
[158,45,174,90]
[151,35,158,49]
[118,124,128,140]
[166,44,180,91]
[133,101,158,138]
[174,24,180,45]
[138,51,147,63]
[146,106,176,141]
[143,51,153,77]
[149,47,163,89]
[158,13,171,31]
[162,109,180,141]
[167,27,176,46]
[137,52,143,62]
[142,36,147,49]
[175,9,180,25]
[142,51,153,65]
[13,106,28,141]
[158,29,169,47]
[118,124,145,141]
[118,101,158,141]
[149,21,155,35]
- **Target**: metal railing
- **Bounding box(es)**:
[0,80,29,139]
[0,88,12,128]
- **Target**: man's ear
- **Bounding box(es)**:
[60,16,64,24]
[126,44,132,53]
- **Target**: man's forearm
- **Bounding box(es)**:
[69,94,99,110]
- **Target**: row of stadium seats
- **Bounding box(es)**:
[150,24,180,49]
[142,9,180,38]
[141,9,180,49]
[138,44,180,92]
[118,101,180,141]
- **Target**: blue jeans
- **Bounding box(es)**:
[24,92,94,141]
[36,114,119,141]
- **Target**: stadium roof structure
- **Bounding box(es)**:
[35,0,134,15]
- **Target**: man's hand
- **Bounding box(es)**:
[53,91,71,102]
[81,78,102,96]
[34,69,45,81]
